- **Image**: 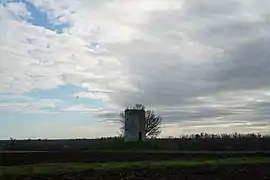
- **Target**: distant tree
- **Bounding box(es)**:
[119,104,162,138]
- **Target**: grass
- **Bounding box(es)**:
[1,157,269,177]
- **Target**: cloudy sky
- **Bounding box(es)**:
[1,0,270,139]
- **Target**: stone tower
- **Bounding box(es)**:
[124,109,146,141]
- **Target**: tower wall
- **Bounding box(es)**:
[124,109,146,141]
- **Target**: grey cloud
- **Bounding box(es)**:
[213,39,270,87]
[100,1,270,128]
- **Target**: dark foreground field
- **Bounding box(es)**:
[1,137,270,179]
[1,150,270,166]
[1,158,270,180]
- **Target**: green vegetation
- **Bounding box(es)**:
[1,157,269,177]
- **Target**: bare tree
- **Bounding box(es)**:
[119,104,162,138]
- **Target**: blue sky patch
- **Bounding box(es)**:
[0,111,100,139]
[0,93,30,103]
[27,85,107,108]
[2,0,69,33]
[23,0,69,33]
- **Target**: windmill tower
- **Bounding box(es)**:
[124,109,146,141]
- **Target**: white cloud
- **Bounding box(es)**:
[0,122,119,139]
[61,104,101,113]
[73,91,110,101]
[161,119,270,137]
[0,98,63,114]
[3,1,31,20]
[69,125,119,138]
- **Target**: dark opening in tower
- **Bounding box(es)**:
[139,132,142,141]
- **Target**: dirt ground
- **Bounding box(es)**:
[2,164,270,180]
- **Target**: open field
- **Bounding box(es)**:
[1,150,270,166]
[1,158,270,180]
[1,137,270,179]
[2,135,270,152]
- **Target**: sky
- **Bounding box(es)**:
[0,0,270,140]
